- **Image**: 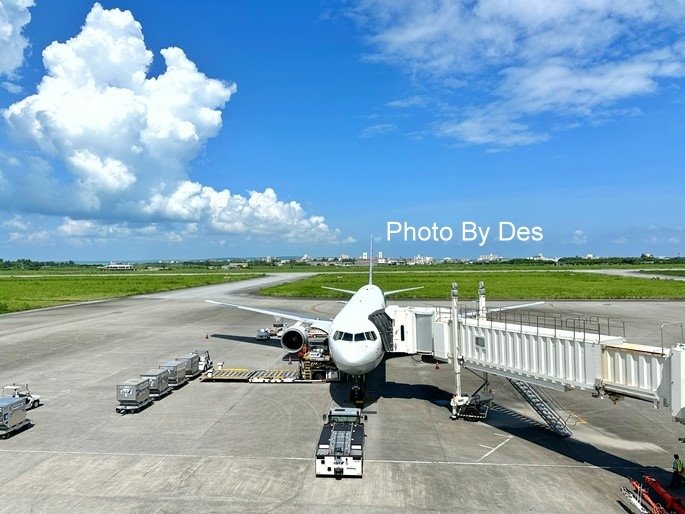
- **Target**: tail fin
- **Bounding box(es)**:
[369,236,373,285]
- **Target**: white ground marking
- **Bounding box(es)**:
[477,435,513,462]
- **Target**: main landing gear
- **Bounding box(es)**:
[350,375,366,408]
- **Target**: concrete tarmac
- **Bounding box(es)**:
[0,274,684,513]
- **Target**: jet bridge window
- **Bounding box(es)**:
[475,336,486,348]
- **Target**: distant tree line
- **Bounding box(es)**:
[0,259,80,269]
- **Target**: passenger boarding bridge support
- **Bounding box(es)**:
[384,281,685,435]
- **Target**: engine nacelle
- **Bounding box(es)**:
[281,322,307,353]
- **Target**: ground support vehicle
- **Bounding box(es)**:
[315,408,366,478]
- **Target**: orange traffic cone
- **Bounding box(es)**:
[205,333,209,339]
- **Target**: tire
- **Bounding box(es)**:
[463,406,480,421]
[32,401,39,409]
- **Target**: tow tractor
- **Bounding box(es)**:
[316,408,366,478]
[198,350,213,373]
[2,384,41,410]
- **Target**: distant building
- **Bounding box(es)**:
[408,254,434,265]
[477,254,501,262]
[103,262,133,271]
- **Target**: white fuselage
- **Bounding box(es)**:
[327,285,386,376]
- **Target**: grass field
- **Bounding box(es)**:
[0,273,262,313]
[260,271,685,300]
[640,270,685,278]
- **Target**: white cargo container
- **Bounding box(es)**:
[0,397,32,438]
[115,378,153,414]
[160,360,188,388]
[176,352,201,379]
[140,369,171,399]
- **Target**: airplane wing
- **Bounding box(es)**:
[204,300,332,324]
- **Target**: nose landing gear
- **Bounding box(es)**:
[349,375,366,408]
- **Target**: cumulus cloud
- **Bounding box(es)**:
[0,3,345,246]
[1,214,27,230]
[0,0,33,77]
[571,229,587,245]
[359,122,397,138]
[352,0,685,147]
[386,95,429,108]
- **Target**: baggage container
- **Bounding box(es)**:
[140,369,171,398]
[0,397,31,438]
[0,397,26,429]
[115,378,153,414]
[116,378,150,406]
[159,360,188,387]
[176,352,200,379]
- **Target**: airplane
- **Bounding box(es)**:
[206,245,540,406]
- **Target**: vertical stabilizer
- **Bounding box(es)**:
[369,236,373,285]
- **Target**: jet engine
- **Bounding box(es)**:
[281,322,307,353]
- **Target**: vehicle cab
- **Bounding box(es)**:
[2,384,40,409]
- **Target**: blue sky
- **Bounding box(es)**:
[0,0,683,261]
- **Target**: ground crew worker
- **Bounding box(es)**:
[670,453,683,488]
[450,394,458,420]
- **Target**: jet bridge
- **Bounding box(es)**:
[385,282,685,432]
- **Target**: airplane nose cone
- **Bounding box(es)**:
[330,341,382,375]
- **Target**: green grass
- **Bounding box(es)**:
[639,270,685,278]
[0,273,262,313]
[260,271,685,300]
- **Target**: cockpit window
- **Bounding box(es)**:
[365,331,377,341]
[333,331,343,340]
[342,332,353,341]
[354,333,365,342]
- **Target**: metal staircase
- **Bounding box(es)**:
[507,379,573,437]
[301,360,311,380]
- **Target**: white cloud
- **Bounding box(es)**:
[668,237,681,245]
[352,1,685,147]
[9,229,50,244]
[386,95,429,108]
[571,229,587,245]
[0,0,33,77]
[1,80,21,93]
[359,123,397,138]
[1,214,27,230]
[0,3,344,246]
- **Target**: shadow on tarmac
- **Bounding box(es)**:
[211,333,672,488]
[339,357,673,488]
[210,333,283,349]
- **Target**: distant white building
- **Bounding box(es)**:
[362,252,368,259]
[408,254,434,265]
[103,262,133,271]
[478,254,501,262]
